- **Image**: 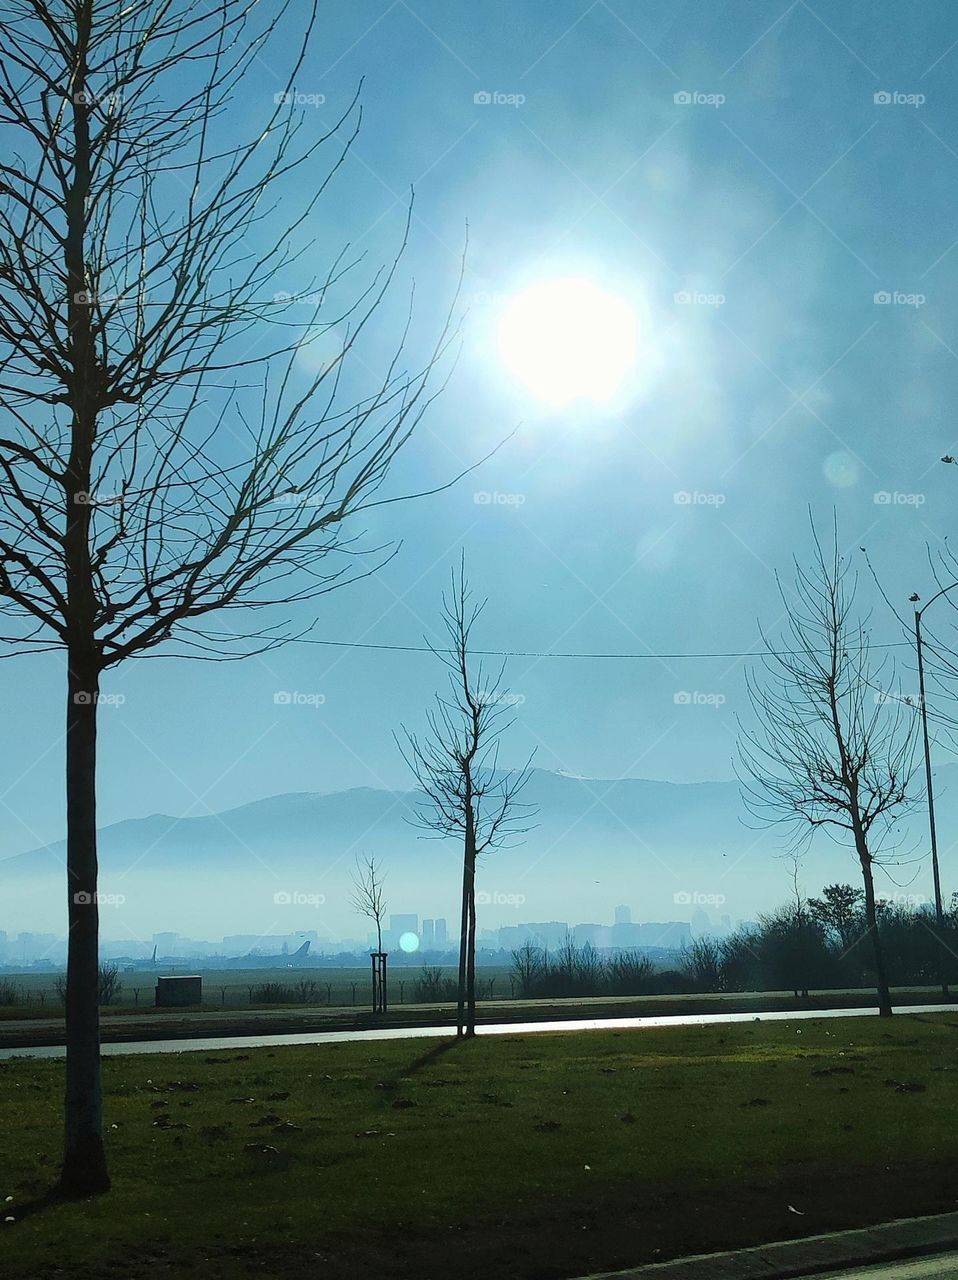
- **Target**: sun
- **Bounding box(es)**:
[497,277,639,407]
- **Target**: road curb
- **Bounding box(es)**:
[577,1211,958,1279]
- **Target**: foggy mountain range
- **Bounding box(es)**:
[2,767,954,941]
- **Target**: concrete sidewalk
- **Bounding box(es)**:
[578,1212,958,1280]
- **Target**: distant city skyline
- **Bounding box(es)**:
[0,901,753,969]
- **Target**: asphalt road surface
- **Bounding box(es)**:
[1,999,953,1058]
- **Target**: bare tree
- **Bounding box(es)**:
[738,524,918,1018]
[511,938,545,997]
[0,1,463,1194]
[400,559,535,1037]
[350,853,388,954]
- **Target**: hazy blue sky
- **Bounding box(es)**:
[3,0,958,865]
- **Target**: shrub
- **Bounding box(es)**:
[681,937,723,991]
[413,965,458,1002]
[251,982,294,1004]
[98,962,123,1006]
[605,950,655,995]
[55,963,123,1006]
[511,941,546,997]
[0,979,21,1006]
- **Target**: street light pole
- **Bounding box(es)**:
[912,586,957,997]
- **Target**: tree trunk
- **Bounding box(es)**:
[859,855,892,1018]
[466,876,477,1036]
[456,841,470,1038]
[59,11,109,1195]
[60,654,109,1195]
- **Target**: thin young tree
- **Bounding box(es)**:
[350,852,388,953]
[0,1,463,1194]
[400,559,535,1036]
[738,524,917,1018]
[349,852,388,1012]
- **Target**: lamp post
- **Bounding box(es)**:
[912,584,957,996]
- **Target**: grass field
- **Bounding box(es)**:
[4,1013,958,1279]
[0,965,511,1018]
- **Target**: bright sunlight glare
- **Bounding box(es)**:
[497,277,639,408]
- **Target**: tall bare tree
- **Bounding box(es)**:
[401,558,535,1036]
[0,0,462,1194]
[738,524,917,1017]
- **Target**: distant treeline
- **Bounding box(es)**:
[510,885,958,998]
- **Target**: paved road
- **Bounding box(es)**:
[814,1253,958,1278]
[1,1000,953,1058]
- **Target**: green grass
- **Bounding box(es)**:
[4,1014,958,1278]
[0,965,511,1019]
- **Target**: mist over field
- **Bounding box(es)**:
[1,764,947,942]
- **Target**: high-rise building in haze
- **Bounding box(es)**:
[421,919,435,949]
[385,914,418,950]
[614,905,631,925]
[691,908,712,938]
[434,918,448,947]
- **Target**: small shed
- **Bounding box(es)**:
[155,975,202,1007]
